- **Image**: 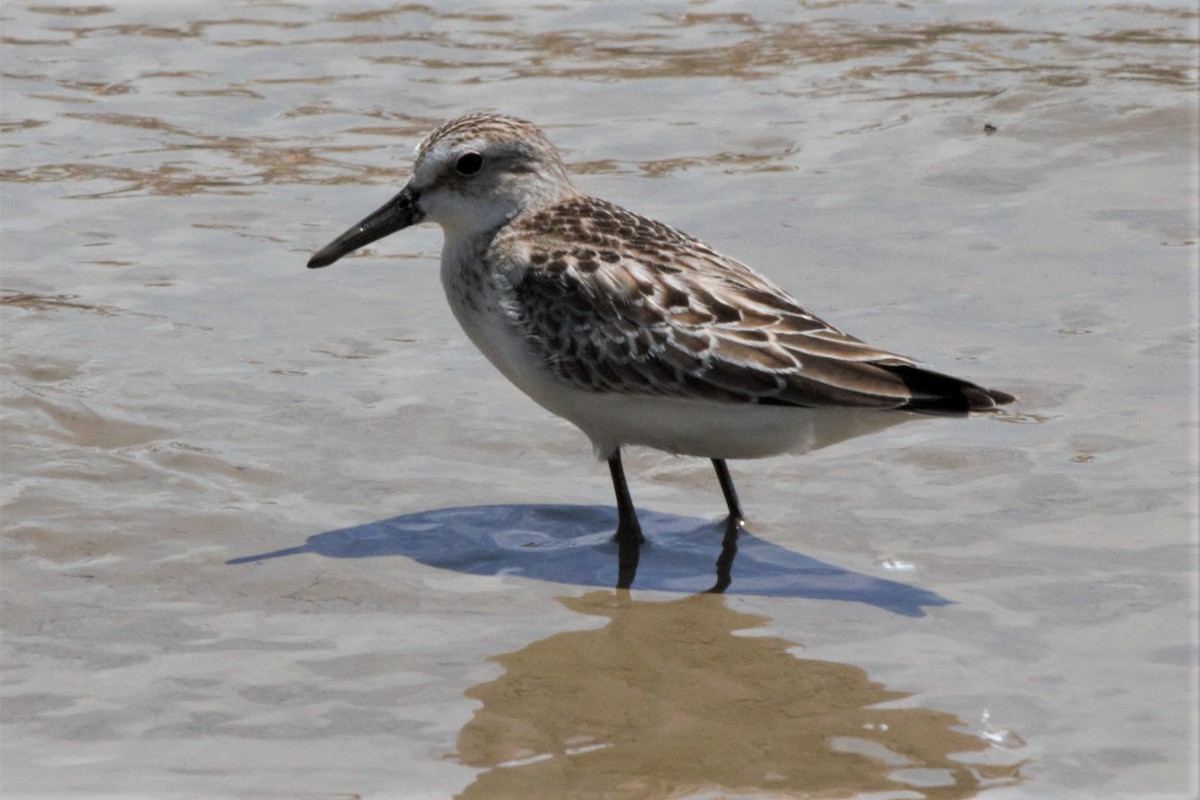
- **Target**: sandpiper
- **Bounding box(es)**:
[308,113,1014,588]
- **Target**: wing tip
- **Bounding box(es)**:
[886,365,1016,416]
[961,385,1017,413]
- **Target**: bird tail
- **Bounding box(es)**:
[883,364,1015,416]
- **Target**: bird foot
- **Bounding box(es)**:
[707,514,744,594]
[615,529,642,590]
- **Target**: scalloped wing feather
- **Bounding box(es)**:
[490,196,1007,414]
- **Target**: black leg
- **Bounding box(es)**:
[711,458,744,521]
[708,458,744,593]
[608,450,643,589]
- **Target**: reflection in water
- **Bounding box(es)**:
[228,504,951,616]
[454,592,1023,799]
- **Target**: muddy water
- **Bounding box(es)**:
[2,2,1197,798]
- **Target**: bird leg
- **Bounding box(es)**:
[711,458,745,523]
[607,450,644,589]
[708,458,745,593]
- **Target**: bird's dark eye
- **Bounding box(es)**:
[455,152,483,176]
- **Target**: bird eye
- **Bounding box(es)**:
[455,152,483,176]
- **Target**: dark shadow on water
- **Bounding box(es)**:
[228,504,949,617]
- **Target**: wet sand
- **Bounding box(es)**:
[2,2,1197,798]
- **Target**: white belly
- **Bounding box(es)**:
[533,388,913,460]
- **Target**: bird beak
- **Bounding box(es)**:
[307,184,424,269]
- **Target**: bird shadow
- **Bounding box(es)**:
[228,504,949,617]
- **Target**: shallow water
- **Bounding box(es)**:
[2,1,1197,798]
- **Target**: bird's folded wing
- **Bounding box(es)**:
[492,197,1010,414]
[501,253,934,411]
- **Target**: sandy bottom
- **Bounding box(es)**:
[2,2,1197,798]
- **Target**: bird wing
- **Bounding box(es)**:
[491,197,1008,414]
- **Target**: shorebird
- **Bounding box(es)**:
[307,113,1014,588]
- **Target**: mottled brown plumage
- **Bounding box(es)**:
[489,195,1011,414]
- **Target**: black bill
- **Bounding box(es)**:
[307,184,423,269]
